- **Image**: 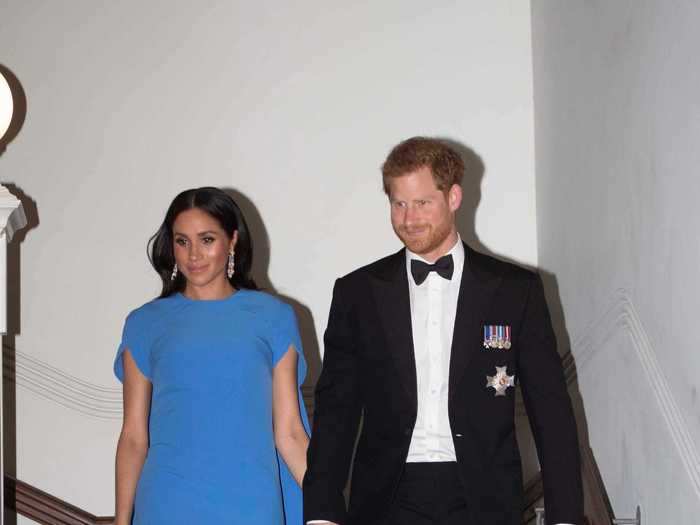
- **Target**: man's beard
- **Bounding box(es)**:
[395,219,452,256]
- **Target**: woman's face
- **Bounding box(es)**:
[172,208,237,293]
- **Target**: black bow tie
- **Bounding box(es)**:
[410,254,454,285]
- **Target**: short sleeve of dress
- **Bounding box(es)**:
[113,310,152,382]
[272,301,311,525]
[271,303,306,380]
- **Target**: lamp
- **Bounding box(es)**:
[0,70,13,141]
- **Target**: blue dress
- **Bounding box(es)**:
[114,289,310,524]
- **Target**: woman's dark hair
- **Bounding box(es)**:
[149,187,258,297]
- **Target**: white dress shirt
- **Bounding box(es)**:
[405,236,464,462]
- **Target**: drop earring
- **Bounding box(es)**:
[227,251,235,279]
[171,263,178,281]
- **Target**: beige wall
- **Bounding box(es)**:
[1,0,537,517]
[532,1,700,522]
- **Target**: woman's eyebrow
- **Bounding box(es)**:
[173,230,219,237]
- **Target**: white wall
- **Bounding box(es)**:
[532,1,700,523]
[0,0,537,516]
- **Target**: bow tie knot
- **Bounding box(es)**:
[410,254,454,285]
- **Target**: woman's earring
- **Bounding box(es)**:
[170,263,178,281]
[227,251,235,279]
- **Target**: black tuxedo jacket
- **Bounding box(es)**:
[303,244,583,525]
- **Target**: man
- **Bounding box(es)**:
[303,137,583,525]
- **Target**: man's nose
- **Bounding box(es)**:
[404,205,418,225]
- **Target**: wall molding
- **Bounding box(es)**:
[3,344,317,421]
[572,288,700,500]
[3,345,122,420]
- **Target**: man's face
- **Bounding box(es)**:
[388,166,461,261]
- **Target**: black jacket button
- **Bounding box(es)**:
[404,427,412,436]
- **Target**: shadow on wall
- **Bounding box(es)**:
[539,269,600,516]
[2,63,32,525]
[222,188,322,388]
[438,138,489,256]
[440,138,595,502]
[445,137,536,271]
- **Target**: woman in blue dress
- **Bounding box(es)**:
[114,187,310,524]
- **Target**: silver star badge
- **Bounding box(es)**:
[486,366,515,396]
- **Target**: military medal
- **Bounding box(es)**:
[489,326,497,348]
[486,366,515,396]
[483,325,512,350]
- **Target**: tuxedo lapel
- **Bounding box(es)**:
[369,249,417,407]
[449,243,502,401]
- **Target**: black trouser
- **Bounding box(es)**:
[385,462,470,525]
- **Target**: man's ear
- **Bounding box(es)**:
[448,184,462,213]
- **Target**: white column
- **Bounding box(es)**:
[0,186,27,525]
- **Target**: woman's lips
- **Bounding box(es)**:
[187,264,208,273]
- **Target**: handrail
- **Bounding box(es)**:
[528,443,612,524]
[535,505,641,525]
[522,471,544,523]
[520,349,617,525]
[4,475,113,524]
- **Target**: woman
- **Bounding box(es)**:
[114,187,310,524]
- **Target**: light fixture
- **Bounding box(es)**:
[0,71,13,141]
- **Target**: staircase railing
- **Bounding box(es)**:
[4,475,113,525]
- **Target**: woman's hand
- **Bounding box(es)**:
[272,345,309,486]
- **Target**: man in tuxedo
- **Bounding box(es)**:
[303,137,583,525]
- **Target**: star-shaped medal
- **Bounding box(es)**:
[486,366,515,397]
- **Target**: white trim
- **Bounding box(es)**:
[7,346,122,420]
[573,289,700,500]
